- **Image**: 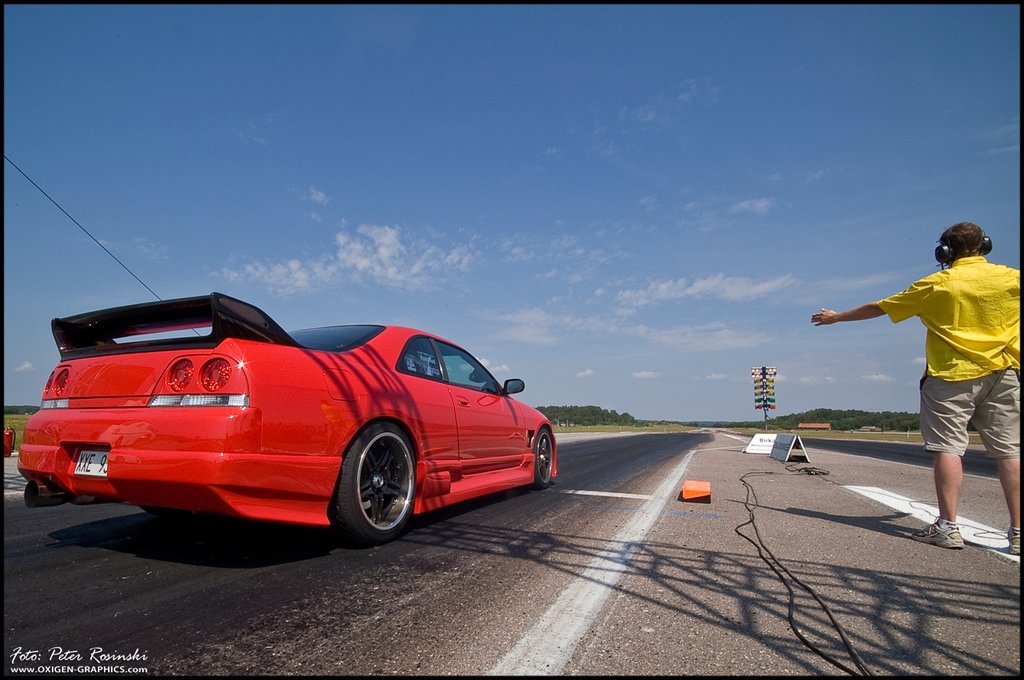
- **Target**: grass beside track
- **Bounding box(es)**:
[551,423,983,447]
[4,415,982,454]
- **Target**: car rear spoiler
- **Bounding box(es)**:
[51,292,299,359]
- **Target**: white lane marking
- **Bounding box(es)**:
[558,489,654,500]
[718,432,753,443]
[488,451,695,676]
[844,485,1018,562]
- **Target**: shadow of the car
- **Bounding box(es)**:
[48,510,339,567]
[42,486,541,566]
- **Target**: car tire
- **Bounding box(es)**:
[531,427,554,489]
[331,422,416,546]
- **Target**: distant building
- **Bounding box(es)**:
[858,426,881,432]
[797,422,831,430]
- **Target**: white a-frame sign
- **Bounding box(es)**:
[743,433,777,454]
[769,434,811,463]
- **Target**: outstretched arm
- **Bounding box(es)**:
[811,302,885,326]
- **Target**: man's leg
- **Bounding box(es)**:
[996,457,1020,528]
[971,369,1019,552]
[934,452,964,522]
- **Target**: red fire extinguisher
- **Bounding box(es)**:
[3,427,15,457]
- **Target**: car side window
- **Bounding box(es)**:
[437,342,500,394]
[398,337,443,380]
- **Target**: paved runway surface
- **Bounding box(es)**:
[4,431,1019,676]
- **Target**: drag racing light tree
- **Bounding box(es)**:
[751,366,777,432]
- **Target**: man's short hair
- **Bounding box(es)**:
[941,222,985,258]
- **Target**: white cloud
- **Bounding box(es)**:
[216,223,474,296]
[493,307,768,353]
[14,361,34,373]
[134,238,169,260]
[234,121,267,146]
[984,144,1019,156]
[676,78,720,105]
[216,258,338,297]
[677,79,699,103]
[335,224,473,290]
[798,375,840,384]
[804,169,829,183]
[980,118,1019,156]
[729,198,775,214]
[303,186,331,205]
[791,272,907,306]
[629,323,769,351]
[816,272,904,293]
[862,374,894,382]
[637,195,658,212]
[576,369,594,378]
[616,273,796,307]
[480,358,510,374]
[495,308,561,346]
[632,371,660,379]
[621,106,661,123]
[500,239,533,261]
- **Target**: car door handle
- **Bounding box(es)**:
[457,398,470,407]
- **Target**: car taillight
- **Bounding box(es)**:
[167,359,195,392]
[40,367,71,409]
[52,368,70,396]
[200,358,231,391]
[150,355,249,408]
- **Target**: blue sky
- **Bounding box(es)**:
[4,5,1020,423]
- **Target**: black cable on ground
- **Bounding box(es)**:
[786,464,830,475]
[735,470,874,676]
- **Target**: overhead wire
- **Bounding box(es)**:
[4,154,162,301]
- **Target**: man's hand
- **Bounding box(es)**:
[811,308,839,326]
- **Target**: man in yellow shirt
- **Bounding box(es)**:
[811,222,1020,555]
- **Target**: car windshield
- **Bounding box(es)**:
[289,325,385,352]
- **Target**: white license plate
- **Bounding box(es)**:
[74,450,108,477]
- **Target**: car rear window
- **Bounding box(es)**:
[289,325,385,352]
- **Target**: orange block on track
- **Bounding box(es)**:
[680,480,711,503]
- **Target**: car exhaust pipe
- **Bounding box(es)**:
[24,482,107,507]
[24,481,69,507]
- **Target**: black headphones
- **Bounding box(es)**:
[934,229,992,265]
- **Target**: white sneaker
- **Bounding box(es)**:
[911,521,964,549]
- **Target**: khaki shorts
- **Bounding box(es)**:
[920,369,1020,459]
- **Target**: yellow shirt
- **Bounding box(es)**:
[878,256,1020,380]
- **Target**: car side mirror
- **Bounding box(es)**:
[503,378,525,395]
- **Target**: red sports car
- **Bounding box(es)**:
[18,292,557,545]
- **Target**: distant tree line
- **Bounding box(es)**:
[4,404,920,431]
[4,405,39,416]
[536,405,921,432]
[538,405,638,427]
[701,408,920,432]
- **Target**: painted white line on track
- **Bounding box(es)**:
[718,433,754,443]
[845,485,1019,562]
[488,450,696,676]
[558,489,654,500]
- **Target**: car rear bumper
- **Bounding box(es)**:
[18,407,342,526]
[19,445,341,525]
